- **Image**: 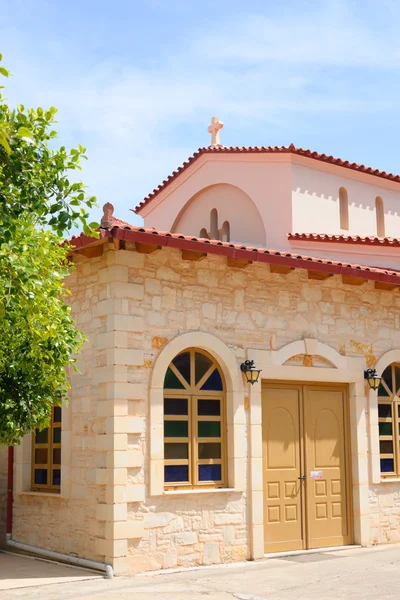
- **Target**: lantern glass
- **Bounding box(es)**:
[249,369,261,384]
[364,369,382,391]
[240,361,262,385]
[371,376,381,391]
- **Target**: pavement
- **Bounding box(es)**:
[1,544,400,599]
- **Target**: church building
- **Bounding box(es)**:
[6,118,400,575]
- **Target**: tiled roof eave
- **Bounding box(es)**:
[135,145,400,214]
[288,233,400,247]
[68,225,400,287]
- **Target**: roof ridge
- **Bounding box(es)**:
[134,145,400,214]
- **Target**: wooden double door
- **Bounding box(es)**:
[262,383,352,552]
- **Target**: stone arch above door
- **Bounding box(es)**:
[266,339,349,370]
[171,183,266,247]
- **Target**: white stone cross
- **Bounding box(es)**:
[208,116,224,146]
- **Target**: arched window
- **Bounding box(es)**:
[339,187,349,230]
[163,349,225,489]
[378,364,400,477]
[210,208,218,240]
[199,227,209,239]
[221,220,230,243]
[376,196,385,238]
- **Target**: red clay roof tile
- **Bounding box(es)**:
[134,145,400,214]
[288,233,400,247]
[68,222,400,286]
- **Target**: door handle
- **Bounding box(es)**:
[298,475,306,480]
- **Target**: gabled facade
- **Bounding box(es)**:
[6,136,400,575]
[137,145,400,268]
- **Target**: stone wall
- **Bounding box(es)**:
[12,249,110,561]
[10,241,400,572]
[104,243,400,571]
[369,484,400,545]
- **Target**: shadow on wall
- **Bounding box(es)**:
[172,183,266,247]
[293,180,399,219]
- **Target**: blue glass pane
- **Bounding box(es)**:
[164,465,189,483]
[52,469,61,486]
[380,458,394,473]
[34,469,47,485]
[172,352,191,386]
[198,464,222,481]
[200,369,223,391]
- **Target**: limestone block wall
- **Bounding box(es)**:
[104,243,400,572]
[369,484,400,545]
[12,248,114,561]
[10,239,400,572]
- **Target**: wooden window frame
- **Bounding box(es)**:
[164,349,226,490]
[378,363,400,478]
[31,406,61,493]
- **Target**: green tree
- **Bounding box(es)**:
[0,55,98,444]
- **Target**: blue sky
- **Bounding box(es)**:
[2,0,400,228]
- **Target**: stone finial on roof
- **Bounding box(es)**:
[101,202,115,228]
[208,116,224,146]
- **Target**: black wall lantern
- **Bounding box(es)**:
[364,368,382,391]
[240,360,262,385]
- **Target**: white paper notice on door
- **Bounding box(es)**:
[310,471,323,479]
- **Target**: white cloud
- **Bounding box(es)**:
[1,0,400,229]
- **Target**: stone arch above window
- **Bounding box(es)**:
[163,349,226,490]
[375,196,385,238]
[171,183,266,247]
[339,187,349,230]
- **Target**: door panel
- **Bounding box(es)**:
[262,383,352,553]
[262,387,304,552]
[304,386,351,549]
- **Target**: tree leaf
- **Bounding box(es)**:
[16,126,33,139]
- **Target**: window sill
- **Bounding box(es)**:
[380,478,400,484]
[17,491,64,498]
[164,488,240,496]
